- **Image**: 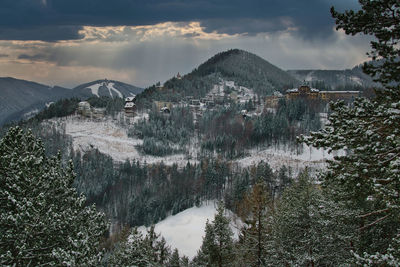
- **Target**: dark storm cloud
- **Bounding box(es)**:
[0,0,358,41]
[0,26,84,42]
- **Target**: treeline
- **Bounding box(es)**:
[199,98,321,158]
[310,80,366,92]
[72,146,292,227]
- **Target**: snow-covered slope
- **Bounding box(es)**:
[60,114,332,172]
[73,79,143,98]
[139,202,242,259]
[63,114,198,167]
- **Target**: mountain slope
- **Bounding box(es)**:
[137,49,299,105]
[190,49,299,93]
[0,77,144,126]
[287,65,376,89]
[73,79,144,98]
[0,77,72,125]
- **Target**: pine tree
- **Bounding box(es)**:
[302,0,400,264]
[269,171,355,266]
[0,127,108,266]
[236,181,273,267]
[168,248,181,267]
[194,202,234,267]
[108,227,153,267]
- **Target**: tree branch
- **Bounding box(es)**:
[357,208,390,219]
[359,214,390,231]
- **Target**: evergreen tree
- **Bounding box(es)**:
[108,227,153,267]
[194,202,234,267]
[236,182,273,267]
[0,127,107,266]
[302,0,400,264]
[269,171,355,266]
[168,248,181,267]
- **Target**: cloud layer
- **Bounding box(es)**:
[0,0,359,41]
[0,0,371,88]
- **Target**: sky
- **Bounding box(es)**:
[0,0,372,88]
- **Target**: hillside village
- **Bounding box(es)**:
[77,76,360,124]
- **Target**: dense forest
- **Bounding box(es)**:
[129,97,321,158]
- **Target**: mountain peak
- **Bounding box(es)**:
[188,49,299,94]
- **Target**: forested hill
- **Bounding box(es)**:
[136,49,300,106]
[190,49,299,93]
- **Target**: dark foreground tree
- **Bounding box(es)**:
[302,0,400,264]
[193,202,234,267]
[236,181,273,267]
[0,127,107,266]
[269,171,355,266]
[107,227,153,267]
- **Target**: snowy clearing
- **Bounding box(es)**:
[63,114,198,167]
[59,112,337,173]
[139,202,242,259]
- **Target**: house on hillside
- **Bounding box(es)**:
[124,97,136,116]
[286,85,320,100]
[286,85,359,101]
[77,101,91,117]
[154,101,173,111]
[160,107,170,114]
[124,102,136,114]
[125,96,136,103]
[77,101,105,118]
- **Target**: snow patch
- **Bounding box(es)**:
[107,82,123,98]
[138,202,242,259]
[86,83,102,97]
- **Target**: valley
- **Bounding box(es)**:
[1,48,384,265]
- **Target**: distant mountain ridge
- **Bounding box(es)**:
[0,77,71,125]
[0,77,143,126]
[287,65,376,89]
[73,79,143,98]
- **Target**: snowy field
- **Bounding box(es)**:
[139,202,242,259]
[62,114,198,167]
[59,114,336,172]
